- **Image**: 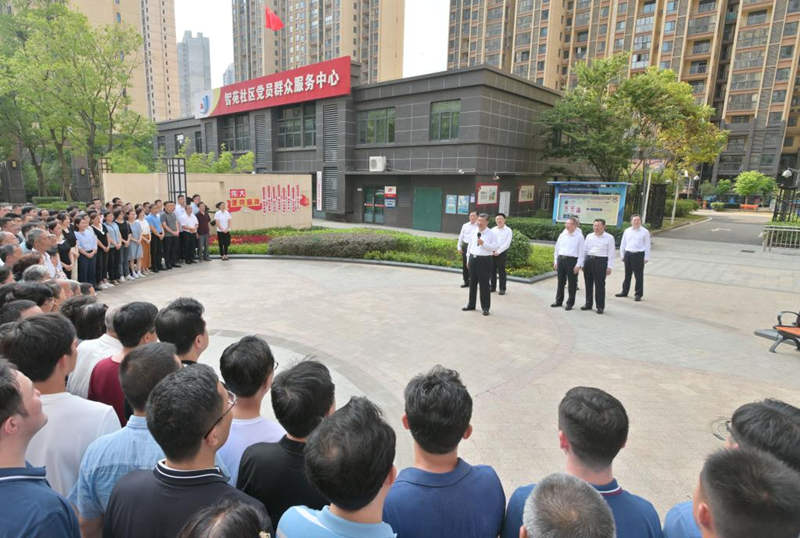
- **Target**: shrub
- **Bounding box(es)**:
[505,217,626,244]
[268,232,399,258]
[506,231,532,268]
[710,202,725,211]
[31,196,63,205]
[669,199,700,218]
[364,250,458,267]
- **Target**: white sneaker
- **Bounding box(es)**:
[130,273,138,279]
[120,276,126,282]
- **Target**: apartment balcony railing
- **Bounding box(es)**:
[689,64,708,74]
[688,23,715,35]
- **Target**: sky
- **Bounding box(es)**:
[174,0,449,88]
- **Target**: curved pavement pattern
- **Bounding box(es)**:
[100,249,800,518]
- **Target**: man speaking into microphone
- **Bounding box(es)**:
[462,213,499,316]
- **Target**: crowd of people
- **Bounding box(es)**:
[0,195,233,297]
[0,199,798,538]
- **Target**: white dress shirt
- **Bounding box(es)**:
[620,226,651,261]
[467,227,499,256]
[581,231,616,270]
[554,229,585,265]
[175,204,187,221]
[67,333,123,398]
[492,225,513,254]
[457,221,478,249]
[32,248,56,278]
[214,210,232,232]
[180,212,198,232]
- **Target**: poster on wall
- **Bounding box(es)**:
[445,195,457,214]
[476,183,499,205]
[261,184,311,214]
[384,186,397,198]
[316,171,323,211]
[549,182,629,227]
[518,185,535,203]
[228,189,263,212]
[385,198,396,208]
[457,195,470,215]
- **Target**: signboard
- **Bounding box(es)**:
[519,185,535,203]
[196,56,351,118]
[457,195,471,215]
[385,198,397,208]
[228,186,310,214]
[476,183,499,205]
[549,182,629,227]
[316,171,323,211]
[445,194,457,214]
[384,186,397,198]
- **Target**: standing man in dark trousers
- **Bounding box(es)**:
[491,213,513,295]
[580,219,615,314]
[457,211,478,288]
[146,202,165,272]
[616,214,650,302]
[462,213,498,316]
[551,217,584,311]
[160,201,181,269]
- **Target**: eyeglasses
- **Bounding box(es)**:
[204,388,237,438]
[711,418,732,441]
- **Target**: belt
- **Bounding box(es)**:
[557,255,578,259]
[586,255,607,259]
[469,254,492,258]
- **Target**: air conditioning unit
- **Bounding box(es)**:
[369,156,387,172]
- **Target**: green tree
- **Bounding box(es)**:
[234,151,255,173]
[212,151,235,173]
[714,179,732,198]
[733,171,773,204]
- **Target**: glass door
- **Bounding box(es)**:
[363,187,385,224]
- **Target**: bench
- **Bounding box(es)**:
[760,310,800,353]
[740,204,759,210]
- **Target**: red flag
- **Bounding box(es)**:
[265,7,284,31]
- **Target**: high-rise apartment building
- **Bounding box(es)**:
[71,0,179,122]
[448,0,800,180]
[178,31,212,117]
[232,0,404,84]
[223,63,236,85]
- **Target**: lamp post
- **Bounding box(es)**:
[670,170,687,225]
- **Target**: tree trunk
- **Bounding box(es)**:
[86,124,103,201]
[50,129,73,202]
[26,145,47,197]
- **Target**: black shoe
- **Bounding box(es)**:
[565,305,573,311]
[580,305,593,311]
[462,306,476,311]
[634,296,642,302]
[499,290,505,295]
[596,308,604,314]
[550,303,562,308]
[173,264,183,268]
[615,293,627,297]
[482,310,490,316]
[203,257,211,261]
[185,260,194,265]
[490,289,496,293]
[460,283,469,288]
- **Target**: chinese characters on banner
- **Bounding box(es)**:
[202,56,351,117]
[228,189,262,212]
[261,184,310,214]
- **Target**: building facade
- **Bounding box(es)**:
[232,0,404,85]
[448,0,800,180]
[71,0,179,122]
[178,31,212,118]
[223,63,236,86]
[157,59,590,233]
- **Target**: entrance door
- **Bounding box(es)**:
[363,187,385,224]
[499,191,511,215]
[412,187,443,232]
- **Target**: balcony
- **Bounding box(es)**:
[688,23,715,36]
[689,64,708,75]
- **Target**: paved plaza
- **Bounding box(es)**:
[99,231,800,519]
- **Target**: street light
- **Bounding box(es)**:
[670,170,689,225]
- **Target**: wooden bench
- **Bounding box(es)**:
[740,204,759,210]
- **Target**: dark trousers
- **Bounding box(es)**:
[180,231,196,263]
[95,249,108,283]
[555,255,578,306]
[217,232,231,257]
[460,241,469,284]
[78,253,96,285]
[164,235,179,267]
[150,235,163,270]
[467,255,492,312]
[583,255,608,310]
[621,251,645,297]
[491,251,508,292]
[107,247,120,280]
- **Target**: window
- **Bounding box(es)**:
[194,131,202,154]
[776,68,791,82]
[785,136,794,147]
[698,0,715,13]
[746,10,767,26]
[542,9,549,20]
[727,92,756,110]
[599,23,607,35]
[773,90,787,103]
[733,50,764,69]
[575,12,589,26]
[726,137,746,152]
[790,0,800,13]
[662,40,673,53]
[790,116,798,127]
[631,53,649,69]
[538,44,547,54]
[642,2,655,14]
[430,100,460,141]
[764,133,781,147]
[692,40,710,54]
[730,71,761,90]
[218,114,251,152]
[760,154,775,167]
[737,28,768,48]
[487,6,502,19]
[689,80,705,94]
[577,30,588,42]
[358,108,395,144]
[660,60,671,69]
[156,136,166,155]
[633,35,651,50]
[786,22,798,36]
[537,60,545,70]
[614,37,624,49]
[616,20,626,31]
[618,2,627,14]
[636,16,653,32]
[689,61,707,74]
[769,111,783,124]
[600,6,609,17]
[115,12,121,23]
[780,45,794,59]
[540,27,548,37]
[729,115,751,124]
[666,1,677,13]
[688,16,712,35]
[277,103,315,148]
[664,21,675,34]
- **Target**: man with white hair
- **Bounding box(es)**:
[67,306,123,398]
[22,264,50,282]
[520,473,615,538]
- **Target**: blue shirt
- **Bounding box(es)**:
[75,228,98,252]
[0,464,80,537]
[105,222,120,244]
[146,213,163,234]
[663,501,700,538]
[278,506,396,538]
[383,459,505,538]
[502,479,663,538]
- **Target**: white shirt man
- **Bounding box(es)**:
[552,218,584,310]
[617,215,651,301]
[491,214,513,295]
[457,212,479,287]
[580,219,616,314]
[463,214,499,315]
[68,328,123,399]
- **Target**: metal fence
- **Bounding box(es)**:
[762,225,800,251]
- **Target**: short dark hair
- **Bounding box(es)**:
[404,365,472,454]
[594,218,606,226]
[0,245,16,263]
[0,313,75,382]
[220,336,275,398]
[631,214,641,219]
[700,449,800,538]
[10,282,52,307]
[305,397,395,511]
[79,283,94,296]
[12,255,44,282]
[177,497,269,538]
[59,295,97,328]
[74,302,108,340]
[271,360,335,438]
[0,265,10,284]
[120,342,179,412]
[0,300,38,325]
[146,363,223,462]
[478,212,489,220]
[558,387,628,470]
[469,210,477,216]
[113,302,158,348]
[155,298,206,355]
[0,358,26,428]
[730,399,800,472]
[496,212,506,219]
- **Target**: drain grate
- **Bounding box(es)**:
[740,249,755,253]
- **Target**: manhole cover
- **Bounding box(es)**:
[741,249,755,253]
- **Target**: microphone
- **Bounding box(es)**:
[477,232,482,238]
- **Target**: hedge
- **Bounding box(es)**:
[710,202,725,211]
[267,232,399,258]
[505,217,626,244]
[669,199,700,218]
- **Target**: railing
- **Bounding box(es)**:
[762,225,800,251]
